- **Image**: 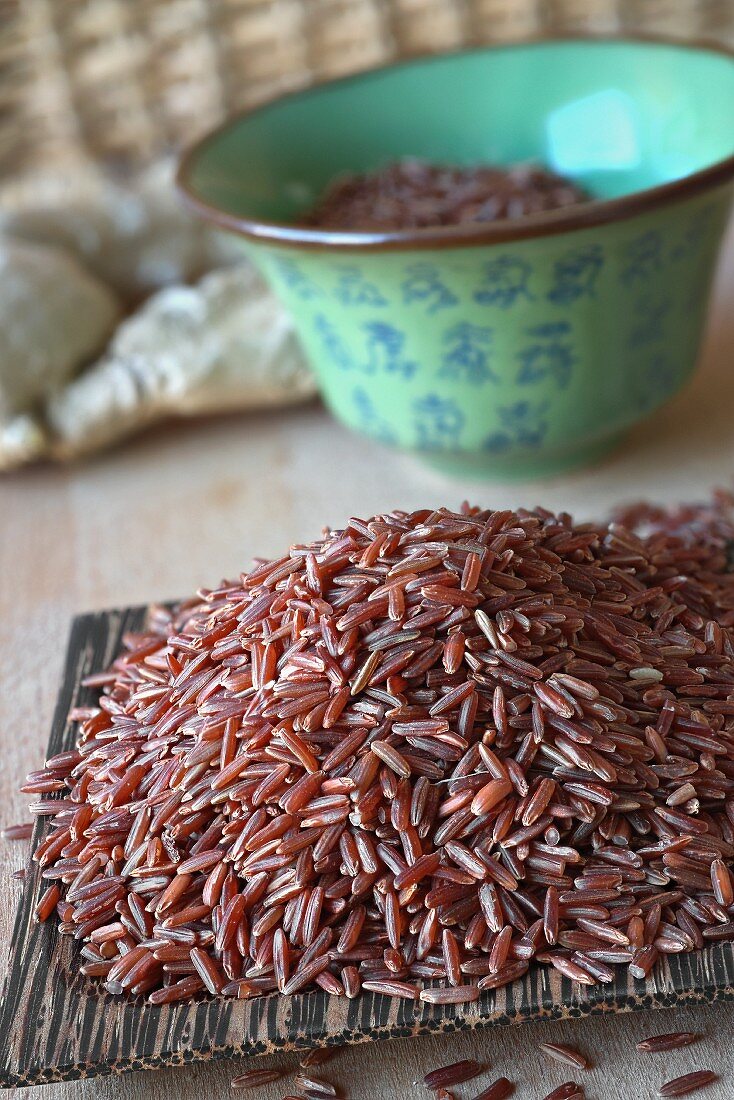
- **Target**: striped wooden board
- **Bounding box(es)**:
[1,608,733,1089]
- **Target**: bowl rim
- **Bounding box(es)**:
[176,32,734,253]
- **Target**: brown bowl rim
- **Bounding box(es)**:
[176,33,734,253]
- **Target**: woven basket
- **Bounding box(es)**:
[3,0,734,177]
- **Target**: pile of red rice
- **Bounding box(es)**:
[24,497,734,1004]
[300,159,589,230]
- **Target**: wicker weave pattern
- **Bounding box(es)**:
[4,0,734,175]
[1,1,27,169]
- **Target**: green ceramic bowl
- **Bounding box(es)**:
[178,37,734,478]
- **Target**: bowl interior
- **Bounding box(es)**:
[183,39,734,226]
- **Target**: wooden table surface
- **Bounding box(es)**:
[3,227,734,1099]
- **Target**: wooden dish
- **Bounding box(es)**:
[1,606,733,1089]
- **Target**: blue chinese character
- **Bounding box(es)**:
[547,244,604,304]
[271,256,322,300]
[352,387,397,445]
[474,256,533,309]
[440,323,496,385]
[413,394,465,451]
[621,231,663,284]
[484,400,549,453]
[517,322,575,389]
[334,266,387,307]
[402,263,458,313]
[363,322,417,379]
[313,313,353,371]
[626,294,670,350]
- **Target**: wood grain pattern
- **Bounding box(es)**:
[1,607,733,1090]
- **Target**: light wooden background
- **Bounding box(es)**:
[2,227,734,1097]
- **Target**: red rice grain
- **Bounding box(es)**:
[658,1070,719,1096]
[423,1060,483,1089]
[230,1067,282,1089]
[361,980,419,999]
[299,1048,336,1069]
[22,498,734,1009]
[1,823,33,840]
[293,1072,338,1098]
[710,860,734,907]
[637,1032,699,1053]
[419,985,480,1004]
[538,1042,589,1070]
[35,884,60,922]
[542,1085,585,1100]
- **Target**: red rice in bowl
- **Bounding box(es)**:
[22,497,734,1003]
[300,158,589,230]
